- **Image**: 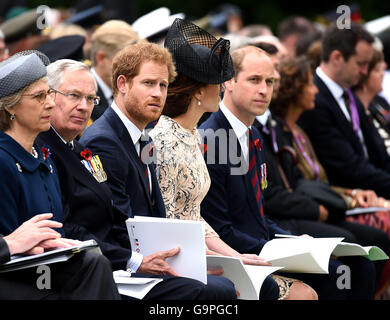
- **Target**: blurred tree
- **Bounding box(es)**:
[25,0,389,33]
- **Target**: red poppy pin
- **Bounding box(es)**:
[41,146,51,160]
[148,144,154,157]
[254,139,262,151]
[200,143,207,155]
[80,149,92,161]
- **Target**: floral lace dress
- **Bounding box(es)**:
[149,115,296,299]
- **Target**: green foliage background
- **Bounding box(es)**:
[28,0,389,33]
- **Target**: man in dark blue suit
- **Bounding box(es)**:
[199,45,376,299]
[298,22,390,200]
[80,42,237,299]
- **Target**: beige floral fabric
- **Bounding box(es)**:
[149,115,219,238]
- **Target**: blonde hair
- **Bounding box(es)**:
[90,20,142,65]
[49,23,88,39]
[112,42,176,97]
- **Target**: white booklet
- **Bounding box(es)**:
[207,255,283,300]
[346,206,390,216]
[126,216,207,284]
[0,240,100,273]
[113,270,163,299]
[258,235,388,274]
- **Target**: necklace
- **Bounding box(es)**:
[31,146,38,159]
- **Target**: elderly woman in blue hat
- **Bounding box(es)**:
[0,50,121,300]
[0,51,73,246]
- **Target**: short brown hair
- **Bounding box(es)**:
[111,42,176,97]
[230,45,267,79]
[163,74,206,118]
[270,56,312,118]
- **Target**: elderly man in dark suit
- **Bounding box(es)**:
[199,45,377,299]
[298,22,390,199]
[49,48,236,300]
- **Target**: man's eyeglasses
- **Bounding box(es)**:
[22,88,57,103]
[51,88,100,106]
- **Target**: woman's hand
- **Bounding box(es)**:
[240,253,272,266]
[354,190,378,207]
[3,213,62,256]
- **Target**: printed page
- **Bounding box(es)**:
[258,237,344,273]
[346,207,389,216]
[206,255,283,300]
[126,217,207,284]
[332,242,389,261]
[113,270,163,300]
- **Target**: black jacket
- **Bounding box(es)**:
[37,128,131,270]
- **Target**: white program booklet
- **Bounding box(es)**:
[126,216,207,284]
[0,240,100,273]
[113,270,163,300]
[258,235,388,274]
[207,255,283,300]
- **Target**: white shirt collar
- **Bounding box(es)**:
[111,101,143,147]
[220,101,251,159]
[219,101,249,141]
[256,109,271,126]
[51,125,74,148]
[91,67,113,103]
[316,66,351,121]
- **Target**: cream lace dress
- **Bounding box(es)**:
[149,115,296,299]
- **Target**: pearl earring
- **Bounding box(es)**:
[10,114,15,121]
[197,101,201,106]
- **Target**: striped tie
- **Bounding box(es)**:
[248,128,264,217]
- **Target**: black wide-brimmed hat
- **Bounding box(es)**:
[164,18,234,84]
[37,35,86,62]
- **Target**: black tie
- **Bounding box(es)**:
[342,90,352,117]
[139,136,151,194]
[67,142,74,150]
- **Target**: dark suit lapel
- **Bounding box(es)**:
[105,108,154,211]
[215,109,264,225]
[314,74,364,152]
[40,129,114,215]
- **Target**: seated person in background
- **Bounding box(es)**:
[298,22,390,200]
[79,42,237,300]
[199,44,377,300]
[264,55,390,297]
[150,18,316,300]
[353,45,390,158]
[0,51,119,299]
[89,20,142,123]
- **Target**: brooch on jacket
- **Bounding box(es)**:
[80,149,107,183]
[41,145,51,160]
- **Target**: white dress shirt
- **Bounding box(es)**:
[219,101,251,160]
[111,102,152,272]
[91,67,113,105]
[316,66,367,156]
